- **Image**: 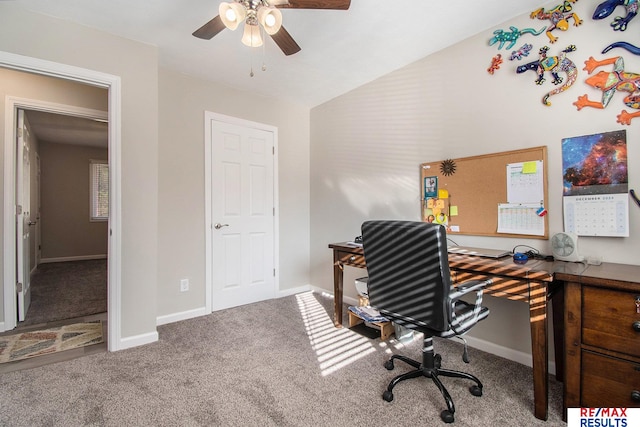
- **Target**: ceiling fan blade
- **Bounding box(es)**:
[192,15,226,40]
[278,0,351,10]
[270,26,301,56]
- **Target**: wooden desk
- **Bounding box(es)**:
[328,241,582,421]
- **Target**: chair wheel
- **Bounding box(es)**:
[384,360,394,370]
[440,410,454,423]
[469,385,483,396]
[382,390,394,402]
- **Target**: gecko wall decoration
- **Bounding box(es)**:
[573,55,640,124]
[487,54,503,74]
[516,45,578,106]
[593,0,638,31]
[509,43,533,60]
[602,41,640,54]
[530,0,583,43]
[489,26,546,50]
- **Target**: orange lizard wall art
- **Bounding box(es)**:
[573,55,640,124]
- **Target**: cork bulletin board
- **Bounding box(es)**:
[420,146,548,239]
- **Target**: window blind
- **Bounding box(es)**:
[90,160,109,220]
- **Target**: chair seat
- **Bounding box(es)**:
[397,301,489,339]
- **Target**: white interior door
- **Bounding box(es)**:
[16,109,31,321]
[211,119,275,311]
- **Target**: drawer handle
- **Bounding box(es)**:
[632,390,640,403]
[633,321,640,333]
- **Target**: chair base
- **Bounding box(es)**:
[381,350,483,424]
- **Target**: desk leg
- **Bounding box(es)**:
[529,283,549,421]
[333,255,344,328]
[551,282,564,382]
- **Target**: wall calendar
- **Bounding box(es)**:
[561,130,629,237]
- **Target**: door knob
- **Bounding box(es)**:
[214,223,229,230]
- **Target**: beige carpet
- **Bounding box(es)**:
[0,322,103,364]
[0,294,565,426]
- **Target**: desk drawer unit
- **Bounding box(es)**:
[582,286,640,358]
[564,275,640,411]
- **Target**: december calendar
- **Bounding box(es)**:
[561,130,629,237]
[563,194,629,237]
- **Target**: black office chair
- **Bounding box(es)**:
[361,220,491,424]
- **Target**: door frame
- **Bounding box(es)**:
[203,111,279,313]
[1,51,122,351]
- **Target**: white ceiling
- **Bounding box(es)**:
[24,110,108,148]
[8,0,545,108]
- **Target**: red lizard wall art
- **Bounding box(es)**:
[573,55,640,124]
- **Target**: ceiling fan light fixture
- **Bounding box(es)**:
[219,1,246,31]
[241,23,264,47]
[258,7,282,35]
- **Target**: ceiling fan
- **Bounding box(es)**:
[192,0,351,56]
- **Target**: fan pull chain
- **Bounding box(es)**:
[261,26,267,72]
[249,48,255,77]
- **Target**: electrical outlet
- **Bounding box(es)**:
[180,279,189,292]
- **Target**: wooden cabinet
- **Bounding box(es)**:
[564,263,640,411]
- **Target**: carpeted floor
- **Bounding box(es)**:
[0,321,103,364]
[20,259,107,328]
[0,291,565,426]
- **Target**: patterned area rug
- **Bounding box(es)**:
[0,322,103,364]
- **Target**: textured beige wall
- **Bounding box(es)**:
[310,7,640,360]
[157,69,310,318]
[0,5,159,341]
[39,141,108,260]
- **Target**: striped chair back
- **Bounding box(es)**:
[361,220,452,332]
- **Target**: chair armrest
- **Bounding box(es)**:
[449,279,492,301]
[449,278,492,336]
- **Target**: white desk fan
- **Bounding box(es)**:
[551,232,583,262]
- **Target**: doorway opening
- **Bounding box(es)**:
[16,108,109,331]
[1,51,122,352]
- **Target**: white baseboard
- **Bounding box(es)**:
[155,285,314,327]
[40,254,107,263]
[464,335,556,376]
[117,330,159,350]
[154,286,313,329]
[156,306,208,326]
[277,284,311,298]
[309,285,359,306]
